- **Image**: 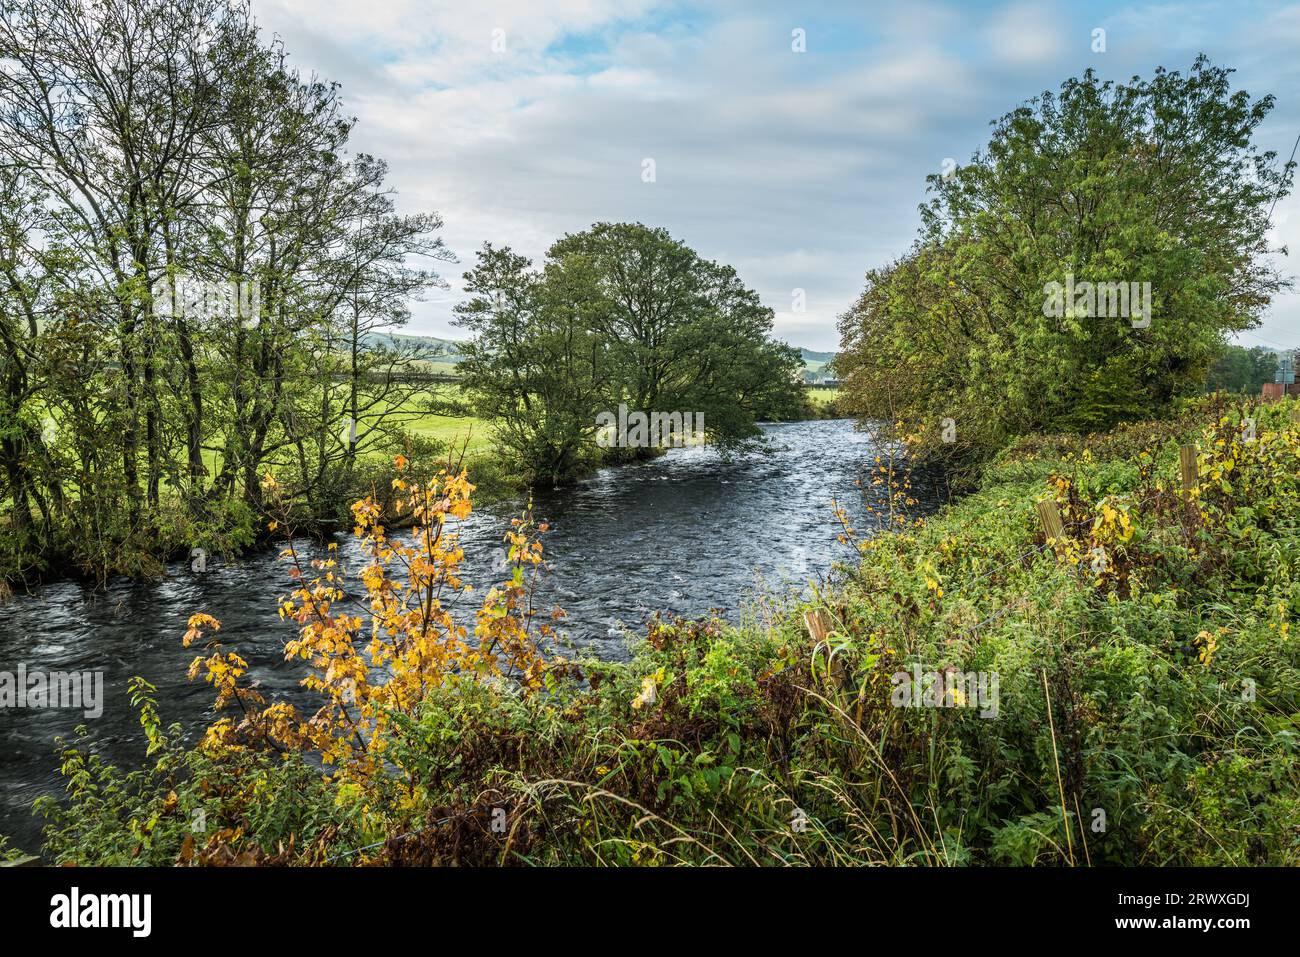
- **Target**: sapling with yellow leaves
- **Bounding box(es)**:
[185,457,560,799]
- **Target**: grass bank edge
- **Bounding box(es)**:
[22,395,1300,865]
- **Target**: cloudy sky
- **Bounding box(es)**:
[249,0,1300,353]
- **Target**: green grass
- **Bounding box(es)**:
[406,412,492,456]
[806,386,840,408]
[400,386,492,455]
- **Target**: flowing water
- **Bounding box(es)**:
[0,418,944,852]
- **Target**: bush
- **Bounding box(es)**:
[31,401,1300,865]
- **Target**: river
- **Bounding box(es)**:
[0,417,944,852]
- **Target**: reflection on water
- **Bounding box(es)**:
[0,418,942,851]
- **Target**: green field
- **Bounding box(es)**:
[806,386,840,408]
[406,409,492,455]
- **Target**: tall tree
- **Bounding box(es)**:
[547,222,804,460]
[0,0,451,582]
[455,225,805,485]
[839,58,1293,462]
[454,243,607,484]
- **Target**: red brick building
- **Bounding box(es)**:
[1261,382,1300,400]
[1261,351,1300,401]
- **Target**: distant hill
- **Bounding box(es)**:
[800,348,837,383]
[362,331,463,360]
[363,333,837,380]
[801,348,834,366]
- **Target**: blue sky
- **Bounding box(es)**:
[252,0,1300,353]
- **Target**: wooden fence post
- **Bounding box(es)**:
[804,608,844,688]
[1179,445,1198,503]
[804,608,831,644]
[1035,499,1065,543]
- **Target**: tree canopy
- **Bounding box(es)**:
[0,0,451,582]
[837,57,1294,464]
[454,223,806,484]
[1205,344,1281,395]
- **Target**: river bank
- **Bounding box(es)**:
[1,418,921,854]
[1,388,842,597]
[14,397,1300,865]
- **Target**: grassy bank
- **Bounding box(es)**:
[1,390,506,591]
[23,396,1300,865]
[2,378,838,591]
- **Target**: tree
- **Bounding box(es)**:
[0,0,450,582]
[1251,346,1283,390]
[1206,344,1280,394]
[838,58,1294,464]
[454,244,607,485]
[0,0,249,521]
[545,223,804,459]
[455,225,805,485]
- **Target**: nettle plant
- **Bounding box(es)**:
[1040,397,1300,606]
[184,457,559,795]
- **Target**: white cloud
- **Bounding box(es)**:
[982,2,1068,66]
[248,0,1300,352]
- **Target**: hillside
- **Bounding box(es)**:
[367,332,836,379]
[362,331,464,360]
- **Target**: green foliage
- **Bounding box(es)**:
[454,224,807,485]
[453,243,607,485]
[1206,344,1281,395]
[34,399,1300,866]
[35,682,360,866]
[0,0,453,586]
[838,58,1293,467]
